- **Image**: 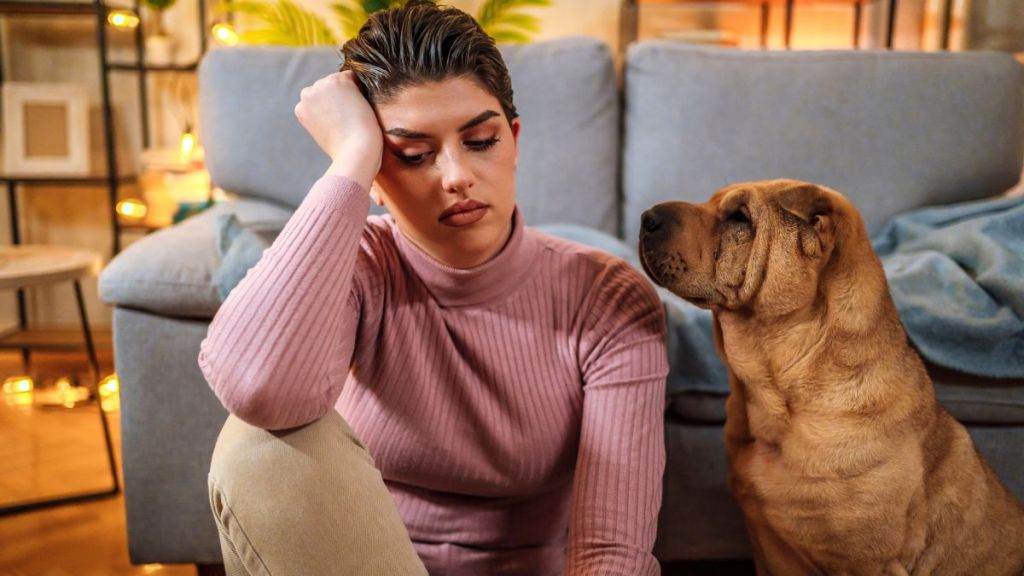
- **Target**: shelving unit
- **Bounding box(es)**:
[621,0,917,51]
[0,0,211,516]
[0,0,209,256]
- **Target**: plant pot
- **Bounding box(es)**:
[146,34,176,66]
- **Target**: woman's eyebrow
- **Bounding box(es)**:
[458,110,500,131]
[384,110,500,139]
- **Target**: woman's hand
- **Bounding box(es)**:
[294,70,383,192]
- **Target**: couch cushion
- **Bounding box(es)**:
[623,43,1023,244]
[200,37,619,233]
[99,199,293,318]
[668,366,1024,425]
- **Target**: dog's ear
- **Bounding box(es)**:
[778,184,835,258]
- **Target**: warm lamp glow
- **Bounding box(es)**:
[54,377,90,409]
[3,376,34,407]
[3,376,34,394]
[117,198,149,220]
[180,129,197,162]
[213,22,239,46]
[99,374,120,413]
[107,9,140,29]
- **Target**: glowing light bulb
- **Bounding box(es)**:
[213,23,239,46]
[107,10,140,29]
[116,198,148,221]
[99,374,120,413]
[3,376,34,394]
[179,129,197,162]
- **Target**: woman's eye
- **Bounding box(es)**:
[465,137,500,151]
[394,151,431,167]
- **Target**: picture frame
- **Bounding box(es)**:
[2,82,90,177]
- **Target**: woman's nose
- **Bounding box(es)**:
[439,150,474,193]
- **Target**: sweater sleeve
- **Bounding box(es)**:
[566,261,669,576]
[198,174,372,430]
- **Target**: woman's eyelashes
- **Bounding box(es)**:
[393,136,501,167]
[465,136,500,151]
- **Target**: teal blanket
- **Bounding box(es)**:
[872,195,1024,379]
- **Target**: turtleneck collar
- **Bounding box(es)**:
[391,207,539,308]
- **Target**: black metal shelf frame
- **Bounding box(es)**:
[0,0,209,255]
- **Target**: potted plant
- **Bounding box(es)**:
[218,0,550,46]
[143,0,179,65]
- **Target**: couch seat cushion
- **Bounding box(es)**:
[99,199,293,318]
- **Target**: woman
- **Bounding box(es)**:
[201,2,668,574]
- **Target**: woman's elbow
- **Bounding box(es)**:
[200,351,322,430]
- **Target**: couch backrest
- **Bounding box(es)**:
[198,37,620,234]
[623,42,1024,242]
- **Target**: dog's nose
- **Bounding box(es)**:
[641,208,665,236]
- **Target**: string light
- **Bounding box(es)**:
[53,377,90,409]
[107,9,140,29]
[3,376,34,394]
[116,198,149,221]
[99,374,120,413]
[212,22,239,46]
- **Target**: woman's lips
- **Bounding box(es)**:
[439,201,489,227]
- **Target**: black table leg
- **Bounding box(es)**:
[74,279,118,494]
[7,180,29,369]
[0,280,122,516]
[760,2,770,49]
[853,1,863,48]
[940,0,954,49]
[784,0,794,49]
[886,0,898,48]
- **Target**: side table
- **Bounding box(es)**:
[0,244,119,515]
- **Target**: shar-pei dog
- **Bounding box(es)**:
[638,179,1024,575]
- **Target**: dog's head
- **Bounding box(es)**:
[639,179,860,316]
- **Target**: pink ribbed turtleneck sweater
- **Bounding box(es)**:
[199,175,669,575]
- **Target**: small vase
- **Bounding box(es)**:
[146,34,176,66]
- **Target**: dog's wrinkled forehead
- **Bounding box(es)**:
[710,179,827,220]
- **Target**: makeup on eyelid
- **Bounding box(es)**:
[392,136,501,167]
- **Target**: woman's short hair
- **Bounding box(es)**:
[340,0,518,124]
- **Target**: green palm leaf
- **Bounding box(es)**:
[331,0,434,40]
[477,0,550,43]
[331,2,368,38]
[220,0,338,46]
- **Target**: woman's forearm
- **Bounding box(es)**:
[199,173,371,430]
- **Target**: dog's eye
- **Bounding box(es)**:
[726,206,751,225]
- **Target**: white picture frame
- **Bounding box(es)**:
[2,82,90,177]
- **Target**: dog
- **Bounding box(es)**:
[638,179,1024,575]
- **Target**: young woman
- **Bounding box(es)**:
[201,2,669,574]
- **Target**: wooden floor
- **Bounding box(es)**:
[0,335,194,576]
[0,332,753,576]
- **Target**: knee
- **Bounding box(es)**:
[208,410,373,495]
[209,414,275,485]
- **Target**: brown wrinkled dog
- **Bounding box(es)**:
[638,179,1024,575]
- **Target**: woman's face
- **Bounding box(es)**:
[372,75,521,269]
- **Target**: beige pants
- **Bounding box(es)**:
[207,410,428,576]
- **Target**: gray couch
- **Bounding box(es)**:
[99,38,1024,567]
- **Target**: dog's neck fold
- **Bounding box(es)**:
[717,223,925,431]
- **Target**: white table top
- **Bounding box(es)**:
[0,245,103,290]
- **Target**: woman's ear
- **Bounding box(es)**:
[369,181,385,207]
[511,118,521,167]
